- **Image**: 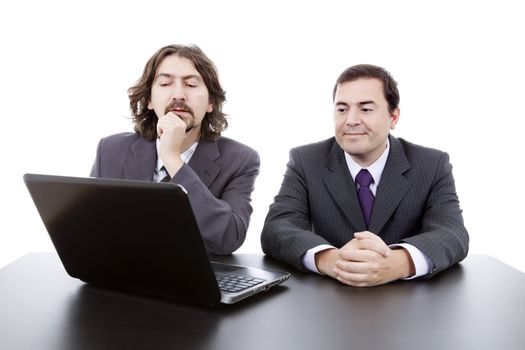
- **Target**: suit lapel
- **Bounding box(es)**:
[188,140,220,187]
[368,135,411,233]
[123,137,157,181]
[323,141,367,231]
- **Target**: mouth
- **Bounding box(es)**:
[166,101,194,117]
[343,131,367,136]
[170,108,190,115]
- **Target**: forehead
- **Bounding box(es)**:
[155,54,202,79]
[334,78,385,104]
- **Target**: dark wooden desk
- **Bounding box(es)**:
[1,253,524,350]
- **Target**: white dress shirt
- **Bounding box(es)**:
[302,140,432,279]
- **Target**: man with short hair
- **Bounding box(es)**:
[261,64,468,286]
[91,44,259,255]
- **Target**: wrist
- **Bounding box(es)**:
[391,248,415,279]
[315,248,339,277]
[163,157,184,178]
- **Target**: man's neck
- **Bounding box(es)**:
[351,146,387,168]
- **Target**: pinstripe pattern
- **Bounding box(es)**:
[261,135,469,277]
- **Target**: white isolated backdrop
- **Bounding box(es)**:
[1,0,524,272]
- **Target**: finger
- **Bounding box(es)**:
[165,111,183,120]
[339,248,383,263]
[334,267,373,287]
[156,121,163,137]
[158,114,187,136]
[157,114,171,136]
[353,232,391,257]
[335,259,371,274]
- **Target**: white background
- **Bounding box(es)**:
[1,1,524,272]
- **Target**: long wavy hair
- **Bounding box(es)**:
[128,44,228,141]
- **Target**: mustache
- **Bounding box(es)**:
[165,100,194,117]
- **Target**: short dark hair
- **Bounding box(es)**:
[333,64,400,113]
[128,44,228,141]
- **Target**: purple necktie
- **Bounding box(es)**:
[356,169,374,227]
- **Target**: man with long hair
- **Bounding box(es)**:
[91,44,259,255]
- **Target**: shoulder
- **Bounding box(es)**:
[290,137,336,160]
[94,132,154,160]
[214,136,259,160]
[97,132,143,148]
[392,137,452,177]
[394,136,448,162]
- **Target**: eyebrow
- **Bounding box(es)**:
[334,100,377,107]
[358,100,376,106]
[155,73,204,82]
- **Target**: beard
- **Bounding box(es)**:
[183,119,195,133]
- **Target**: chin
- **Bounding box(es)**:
[341,138,363,150]
[342,142,368,156]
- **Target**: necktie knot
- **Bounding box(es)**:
[356,169,373,187]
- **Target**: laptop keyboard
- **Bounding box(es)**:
[216,274,265,293]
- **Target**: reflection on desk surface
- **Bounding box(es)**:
[0,253,524,350]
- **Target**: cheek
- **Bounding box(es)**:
[333,116,344,131]
[148,91,161,109]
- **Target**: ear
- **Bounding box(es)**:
[147,100,153,110]
[206,102,213,113]
[389,108,400,130]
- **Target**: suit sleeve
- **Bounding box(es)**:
[401,152,469,277]
[173,149,260,255]
[89,138,103,177]
[261,148,333,270]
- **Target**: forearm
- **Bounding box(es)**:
[174,164,251,255]
[163,155,184,178]
[402,152,469,275]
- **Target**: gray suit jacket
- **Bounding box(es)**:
[90,132,260,255]
[261,135,468,277]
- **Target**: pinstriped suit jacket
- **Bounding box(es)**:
[90,132,260,255]
[261,135,468,277]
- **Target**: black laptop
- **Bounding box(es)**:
[23,173,290,306]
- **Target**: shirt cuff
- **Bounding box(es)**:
[390,243,433,279]
[302,244,336,274]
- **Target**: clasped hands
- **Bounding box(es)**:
[315,231,413,287]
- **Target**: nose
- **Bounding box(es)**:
[345,108,361,126]
[170,80,186,101]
